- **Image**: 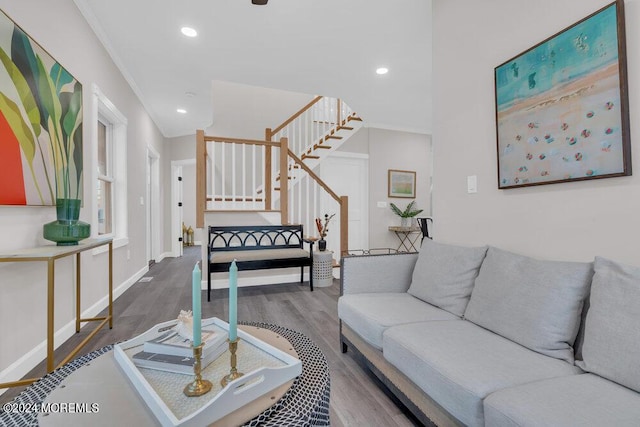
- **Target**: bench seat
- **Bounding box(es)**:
[211,248,310,264]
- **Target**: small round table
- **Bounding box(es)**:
[0,323,330,427]
[388,226,422,252]
[312,251,334,288]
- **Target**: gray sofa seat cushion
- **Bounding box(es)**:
[383,321,581,427]
[464,247,593,363]
[576,257,640,393]
[408,239,488,316]
[484,374,640,427]
[337,293,459,349]
[210,248,309,263]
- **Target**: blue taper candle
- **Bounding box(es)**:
[229,260,238,341]
[192,262,202,347]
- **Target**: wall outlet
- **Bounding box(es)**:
[377,201,388,208]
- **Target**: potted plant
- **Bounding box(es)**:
[390,201,423,228]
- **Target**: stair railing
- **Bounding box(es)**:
[196,130,349,256]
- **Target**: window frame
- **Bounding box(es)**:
[90,84,128,253]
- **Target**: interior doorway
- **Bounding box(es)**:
[146,146,160,265]
[319,152,369,257]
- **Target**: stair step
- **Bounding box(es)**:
[325,135,343,140]
[348,116,363,122]
[302,154,320,160]
[288,164,300,170]
[275,175,293,181]
[337,126,354,131]
[314,144,332,150]
[212,196,264,202]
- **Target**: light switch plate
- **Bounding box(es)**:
[377,201,387,208]
[467,175,478,193]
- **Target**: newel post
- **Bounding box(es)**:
[265,128,273,211]
[340,195,348,256]
[280,137,289,225]
[196,130,205,229]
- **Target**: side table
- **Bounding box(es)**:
[388,226,422,252]
[312,251,334,287]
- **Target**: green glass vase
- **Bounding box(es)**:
[43,198,91,246]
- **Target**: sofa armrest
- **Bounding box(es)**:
[340,253,419,295]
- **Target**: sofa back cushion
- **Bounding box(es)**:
[576,257,640,393]
[464,247,593,363]
[408,239,488,317]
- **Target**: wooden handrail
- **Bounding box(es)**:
[271,96,323,135]
[204,135,280,147]
[287,149,340,203]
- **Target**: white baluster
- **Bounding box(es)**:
[242,143,246,208]
[231,142,236,209]
[221,142,226,209]
[252,144,257,210]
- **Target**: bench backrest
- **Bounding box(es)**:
[208,225,304,252]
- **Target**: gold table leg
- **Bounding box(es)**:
[47,259,55,372]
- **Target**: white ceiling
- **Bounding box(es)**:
[75,0,432,138]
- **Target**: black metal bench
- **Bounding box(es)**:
[207,224,315,301]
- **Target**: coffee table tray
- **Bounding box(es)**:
[114,317,302,426]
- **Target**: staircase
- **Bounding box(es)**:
[196,96,363,257]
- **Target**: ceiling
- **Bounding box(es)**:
[75,0,432,138]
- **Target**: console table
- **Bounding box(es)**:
[0,323,330,427]
[0,237,113,390]
[388,226,422,252]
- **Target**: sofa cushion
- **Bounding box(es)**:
[408,239,488,316]
[576,257,640,393]
[337,293,459,350]
[484,374,640,427]
[383,321,581,427]
[464,247,593,363]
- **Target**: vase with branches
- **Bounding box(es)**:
[315,213,335,251]
[390,201,423,227]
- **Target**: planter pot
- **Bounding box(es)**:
[400,217,410,228]
[43,198,91,246]
[318,239,327,252]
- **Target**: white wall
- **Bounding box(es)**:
[0,0,166,387]
[432,0,640,265]
[368,128,432,249]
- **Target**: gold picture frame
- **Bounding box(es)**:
[388,169,416,198]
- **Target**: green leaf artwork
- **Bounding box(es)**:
[0,10,83,206]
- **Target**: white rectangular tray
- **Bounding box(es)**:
[114,317,302,426]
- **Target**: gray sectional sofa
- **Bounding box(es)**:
[338,239,640,426]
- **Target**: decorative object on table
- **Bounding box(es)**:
[182,261,213,395]
[187,226,194,246]
[0,9,84,208]
[113,318,303,426]
[222,260,244,386]
[388,169,416,198]
[390,201,424,228]
[315,213,335,251]
[182,222,188,246]
[495,0,630,189]
[143,310,227,358]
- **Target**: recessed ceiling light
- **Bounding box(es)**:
[181,27,197,37]
[376,67,389,75]
[177,108,187,114]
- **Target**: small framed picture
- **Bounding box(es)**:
[388,169,416,198]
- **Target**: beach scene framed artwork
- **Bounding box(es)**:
[495,0,630,189]
[388,169,416,198]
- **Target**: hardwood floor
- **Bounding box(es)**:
[0,246,417,426]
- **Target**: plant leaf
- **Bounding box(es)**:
[0,46,41,137]
[0,92,36,164]
[10,25,48,132]
[50,63,73,94]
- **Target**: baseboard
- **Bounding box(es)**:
[0,265,149,394]
[156,252,172,263]
[208,272,310,289]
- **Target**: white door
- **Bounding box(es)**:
[319,154,369,257]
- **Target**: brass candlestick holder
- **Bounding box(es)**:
[221,338,244,387]
[184,343,213,397]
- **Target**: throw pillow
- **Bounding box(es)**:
[577,257,640,393]
[464,247,593,363]
[407,239,488,317]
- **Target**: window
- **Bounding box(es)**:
[92,84,128,249]
[97,119,113,235]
